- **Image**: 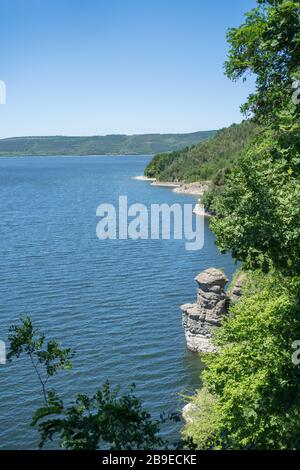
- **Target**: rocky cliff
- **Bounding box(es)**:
[181,268,229,353]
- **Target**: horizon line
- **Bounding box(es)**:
[0,127,230,141]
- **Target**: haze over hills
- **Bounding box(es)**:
[0,130,217,156]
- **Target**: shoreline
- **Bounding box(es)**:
[134,176,211,216]
[151,181,181,189]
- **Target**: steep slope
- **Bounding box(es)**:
[144,121,258,182]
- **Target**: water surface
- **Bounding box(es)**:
[0,155,236,448]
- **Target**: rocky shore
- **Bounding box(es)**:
[134,176,211,216]
[181,268,228,353]
[134,176,209,197]
[181,268,246,353]
[173,181,209,196]
[150,180,181,189]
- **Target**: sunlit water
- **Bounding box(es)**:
[0,155,237,449]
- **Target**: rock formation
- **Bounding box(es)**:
[181,268,228,353]
[228,271,246,303]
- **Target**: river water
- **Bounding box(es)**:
[0,155,236,448]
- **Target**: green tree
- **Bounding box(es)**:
[31,383,174,450]
[183,273,300,449]
[8,317,188,450]
[144,121,258,183]
[211,124,300,275]
[8,316,73,403]
[184,0,300,450]
[211,0,300,275]
[225,0,300,127]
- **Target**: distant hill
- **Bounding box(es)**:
[0,130,216,156]
[144,121,259,182]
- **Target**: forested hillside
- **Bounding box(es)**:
[0,130,216,156]
[183,0,300,450]
[144,120,258,182]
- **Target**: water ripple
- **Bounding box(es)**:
[0,155,236,449]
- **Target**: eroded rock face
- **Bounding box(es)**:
[181,268,228,353]
[228,272,247,303]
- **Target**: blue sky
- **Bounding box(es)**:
[0,0,256,138]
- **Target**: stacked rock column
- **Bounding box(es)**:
[181,268,228,353]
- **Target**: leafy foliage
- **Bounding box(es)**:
[201,168,231,214]
[207,1,300,273]
[182,388,221,449]
[225,0,300,127]
[183,273,300,449]
[8,316,73,403]
[144,121,258,182]
[32,384,181,450]
[211,123,300,275]
[184,0,300,450]
[7,317,191,450]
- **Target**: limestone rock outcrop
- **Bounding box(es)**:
[228,272,246,303]
[181,268,228,353]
